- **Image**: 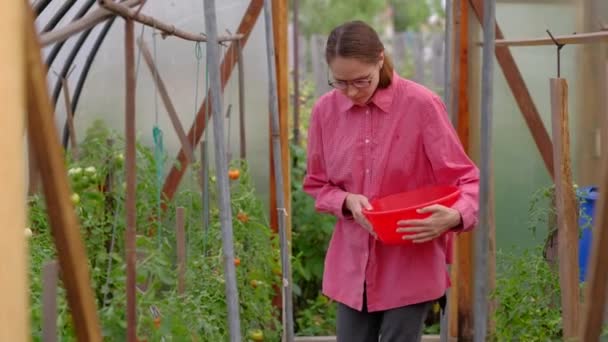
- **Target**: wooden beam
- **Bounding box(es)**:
[495,30,608,47]
[136,38,195,164]
[469,0,555,180]
[580,63,608,342]
[550,78,580,339]
[124,18,137,342]
[25,4,102,340]
[161,0,264,206]
[61,77,79,160]
[98,0,242,43]
[0,1,28,340]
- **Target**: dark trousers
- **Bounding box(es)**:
[336,290,431,342]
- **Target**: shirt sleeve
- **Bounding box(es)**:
[422,95,480,232]
[302,102,351,220]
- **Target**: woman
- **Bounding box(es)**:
[302,21,479,341]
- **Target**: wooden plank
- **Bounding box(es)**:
[495,30,608,47]
[161,0,264,206]
[136,38,195,163]
[0,2,28,339]
[580,64,608,342]
[25,4,102,341]
[176,207,186,295]
[469,0,555,180]
[43,261,58,342]
[124,18,137,342]
[550,78,580,339]
[293,335,442,342]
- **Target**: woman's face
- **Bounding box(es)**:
[328,55,383,106]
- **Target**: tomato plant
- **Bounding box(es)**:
[27,121,280,341]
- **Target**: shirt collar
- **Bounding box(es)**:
[336,71,397,114]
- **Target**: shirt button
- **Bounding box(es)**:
[365,139,370,144]
[366,110,370,115]
[366,169,370,174]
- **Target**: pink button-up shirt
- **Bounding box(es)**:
[302,73,479,312]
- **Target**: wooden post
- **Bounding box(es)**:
[580,66,608,342]
[203,0,242,340]
[43,261,58,342]
[448,0,474,340]
[0,2,28,339]
[270,0,291,239]
[236,39,247,159]
[124,18,137,342]
[137,39,195,164]
[61,77,79,160]
[468,0,554,180]
[550,78,580,339]
[176,207,186,295]
[266,0,294,340]
[25,4,102,339]
[161,0,264,205]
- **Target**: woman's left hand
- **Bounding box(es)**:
[396,205,462,243]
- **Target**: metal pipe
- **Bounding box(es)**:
[34,0,53,16]
[237,39,247,159]
[45,0,96,67]
[440,5,453,341]
[263,0,294,340]
[62,18,115,148]
[292,0,301,146]
[40,0,141,47]
[41,0,76,34]
[202,1,242,341]
[474,0,495,340]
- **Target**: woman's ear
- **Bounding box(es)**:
[379,51,385,68]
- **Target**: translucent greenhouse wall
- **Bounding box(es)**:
[37,0,274,209]
[489,1,582,250]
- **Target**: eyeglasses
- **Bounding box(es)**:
[328,74,373,90]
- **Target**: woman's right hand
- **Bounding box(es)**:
[344,194,377,238]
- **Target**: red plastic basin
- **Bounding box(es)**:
[362,185,461,245]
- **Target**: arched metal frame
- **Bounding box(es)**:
[45,0,96,66]
[35,0,120,149]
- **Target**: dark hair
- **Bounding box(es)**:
[325,20,394,88]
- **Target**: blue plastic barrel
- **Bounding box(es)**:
[577,186,598,282]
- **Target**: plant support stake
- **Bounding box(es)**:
[474,0,495,340]
[202,1,242,341]
[263,0,294,340]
